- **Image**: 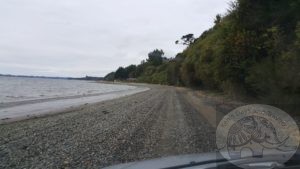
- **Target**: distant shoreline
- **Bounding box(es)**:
[0,74,104,81]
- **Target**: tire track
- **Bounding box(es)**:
[176,90,216,153]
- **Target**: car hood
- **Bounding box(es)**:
[102,153,222,169]
[102,151,300,169]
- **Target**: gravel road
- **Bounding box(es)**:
[0,85,239,168]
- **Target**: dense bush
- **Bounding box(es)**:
[105,0,300,105]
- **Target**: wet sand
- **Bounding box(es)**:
[0,87,148,124]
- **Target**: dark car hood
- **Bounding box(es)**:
[102,151,300,169]
[102,153,220,169]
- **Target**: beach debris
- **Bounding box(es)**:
[102,110,110,114]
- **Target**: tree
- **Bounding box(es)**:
[104,72,115,81]
[214,14,222,24]
[147,49,164,66]
[125,65,137,78]
[114,67,128,79]
[175,34,195,45]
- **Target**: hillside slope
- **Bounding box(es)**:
[105,0,300,105]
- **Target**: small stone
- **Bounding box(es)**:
[102,110,110,114]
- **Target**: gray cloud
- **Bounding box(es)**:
[0,0,229,77]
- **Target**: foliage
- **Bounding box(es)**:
[105,0,300,105]
[104,72,115,81]
[147,49,165,66]
[178,0,300,103]
[114,67,128,79]
[175,34,195,45]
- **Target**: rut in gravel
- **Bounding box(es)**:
[0,86,217,168]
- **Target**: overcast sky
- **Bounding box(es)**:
[0,0,229,77]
